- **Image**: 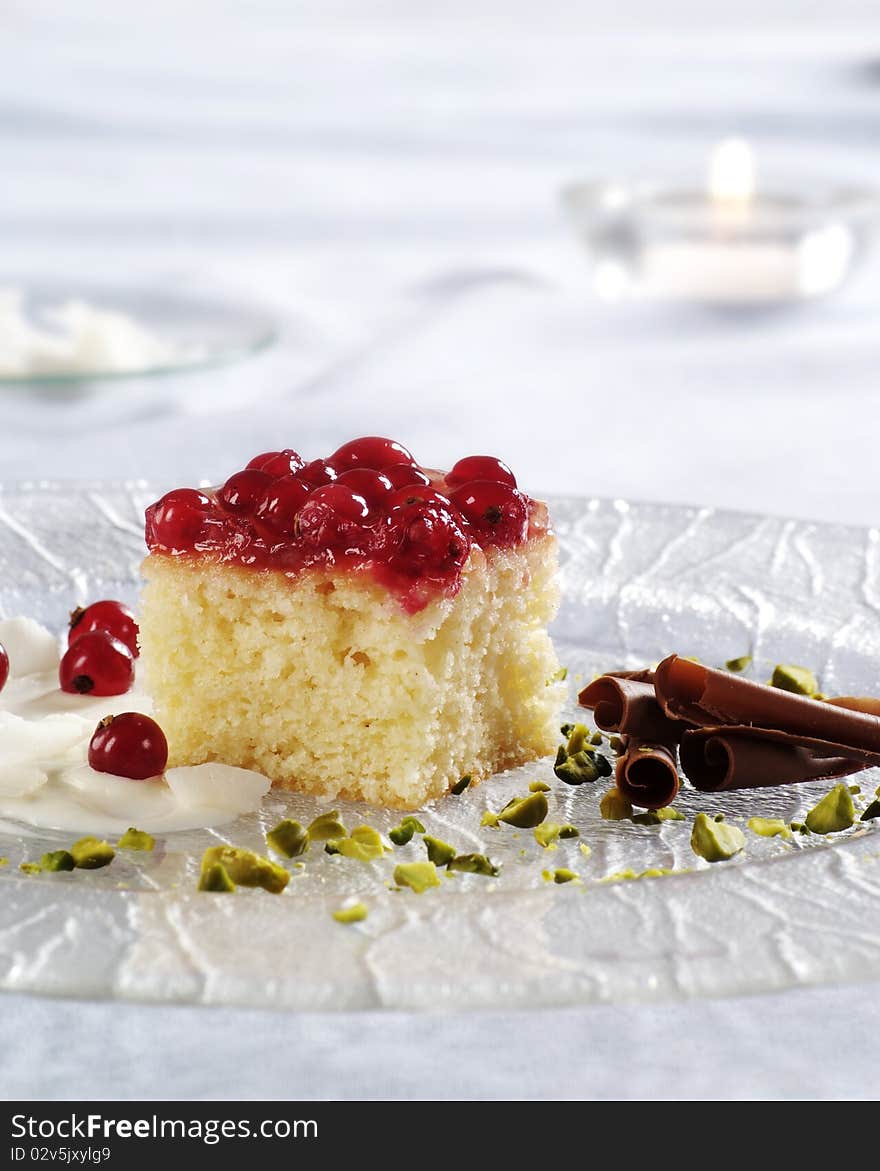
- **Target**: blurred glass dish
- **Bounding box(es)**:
[0,281,277,388]
[563,141,880,307]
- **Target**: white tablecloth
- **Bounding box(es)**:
[2,0,880,1100]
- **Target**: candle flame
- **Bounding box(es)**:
[708,138,756,203]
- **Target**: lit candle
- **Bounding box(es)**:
[564,143,877,305]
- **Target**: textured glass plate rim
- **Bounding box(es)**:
[0,482,879,1013]
[0,287,279,388]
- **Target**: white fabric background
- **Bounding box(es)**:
[2,0,880,1099]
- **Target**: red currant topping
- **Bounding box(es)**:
[335,468,394,507]
[393,503,471,574]
[384,463,431,490]
[388,485,457,514]
[88,712,168,780]
[0,642,8,693]
[246,449,305,477]
[146,488,217,552]
[254,475,311,538]
[59,632,134,696]
[446,455,517,490]
[449,481,529,545]
[69,600,139,659]
[218,469,274,515]
[294,484,380,554]
[299,459,338,488]
[330,436,416,472]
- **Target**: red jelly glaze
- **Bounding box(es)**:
[69,599,140,659]
[88,712,168,780]
[144,437,546,613]
[0,642,8,693]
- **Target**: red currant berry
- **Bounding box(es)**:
[446,455,517,490]
[393,503,471,574]
[448,481,529,545]
[299,459,338,488]
[335,468,394,508]
[254,475,311,538]
[69,600,139,659]
[59,632,134,697]
[246,449,305,477]
[384,463,431,490]
[330,436,416,472]
[217,469,274,515]
[145,488,216,552]
[88,712,168,780]
[388,485,457,513]
[0,642,8,693]
[294,484,376,552]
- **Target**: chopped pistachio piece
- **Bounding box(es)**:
[307,810,347,840]
[332,902,368,924]
[70,836,115,870]
[529,779,551,793]
[860,799,880,822]
[770,663,819,697]
[423,835,457,866]
[554,749,605,786]
[389,815,425,846]
[534,822,561,849]
[609,735,625,755]
[849,784,861,794]
[198,862,236,892]
[199,845,289,893]
[497,791,549,828]
[450,774,472,796]
[805,782,855,835]
[547,666,568,684]
[393,861,441,893]
[565,723,593,755]
[747,816,792,840]
[559,824,579,839]
[543,867,579,884]
[0,858,8,866]
[579,842,592,858]
[600,866,680,883]
[117,827,155,852]
[725,655,752,673]
[480,809,500,828]
[266,818,309,859]
[632,806,686,826]
[331,825,386,862]
[690,812,745,862]
[19,861,41,875]
[599,787,633,821]
[40,850,75,872]
[559,723,576,739]
[448,853,499,876]
[590,732,603,746]
[790,821,811,835]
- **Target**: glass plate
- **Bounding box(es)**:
[0,283,277,388]
[1,483,879,1010]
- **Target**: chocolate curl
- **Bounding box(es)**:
[680,725,880,793]
[654,655,880,752]
[578,676,685,741]
[827,696,880,718]
[616,741,680,809]
[580,674,687,809]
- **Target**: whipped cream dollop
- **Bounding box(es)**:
[0,617,270,834]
